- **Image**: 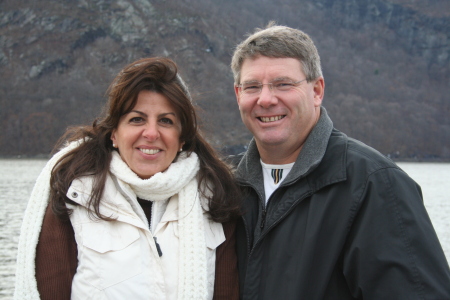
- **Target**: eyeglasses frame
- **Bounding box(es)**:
[237,79,308,95]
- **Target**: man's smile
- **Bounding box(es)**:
[258,115,286,123]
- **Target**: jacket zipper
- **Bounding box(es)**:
[113,178,165,259]
[260,206,267,230]
[237,181,265,256]
[256,191,312,250]
[154,237,163,257]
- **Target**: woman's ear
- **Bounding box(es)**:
[111,130,117,147]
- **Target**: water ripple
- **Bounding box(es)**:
[1,160,449,299]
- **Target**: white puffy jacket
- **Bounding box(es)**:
[66,174,225,300]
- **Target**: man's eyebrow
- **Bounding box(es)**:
[242,77,294,84]
[271,76,294,82]
[241,79,261,84]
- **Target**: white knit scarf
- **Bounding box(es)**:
[14,141,80,300]
[14,143,208,300]
[109,151,208,300]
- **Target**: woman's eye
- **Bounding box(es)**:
[129,117,144,123]
[160,117,174,125]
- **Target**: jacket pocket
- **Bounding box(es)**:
[77,220,143,290]
[205,219,225,250]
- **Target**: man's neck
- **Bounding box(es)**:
[258,143,303,165]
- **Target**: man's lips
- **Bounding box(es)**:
[258,115,286,123]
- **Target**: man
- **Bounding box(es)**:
[231,23,450,299]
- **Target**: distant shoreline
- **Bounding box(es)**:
[1,155,449,163]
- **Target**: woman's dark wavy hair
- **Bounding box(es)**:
[50,57,241,222]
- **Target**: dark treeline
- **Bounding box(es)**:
[0,0,449,160]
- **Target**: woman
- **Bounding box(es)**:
[14,57,241,300]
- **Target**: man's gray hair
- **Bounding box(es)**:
[231,22,323,84]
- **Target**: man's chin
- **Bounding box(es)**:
[255,135,287,148]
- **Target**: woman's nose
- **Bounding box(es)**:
[142,122,160,141]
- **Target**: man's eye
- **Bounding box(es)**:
[275,82,294,90]
[243,84,260,92]
[275,82,294,87]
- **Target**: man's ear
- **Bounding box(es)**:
[313,77,325,107]
[234,85,241,106]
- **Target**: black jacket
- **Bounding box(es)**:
[234,108,450,300]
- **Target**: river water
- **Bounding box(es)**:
[0,159,449,298]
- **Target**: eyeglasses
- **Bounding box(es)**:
[237,79,307,95]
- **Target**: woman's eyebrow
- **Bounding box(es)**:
[129,110,147,117]
[127,111,177,118]
[159,112,176,117]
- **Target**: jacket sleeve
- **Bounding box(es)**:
[35,203,78,300]
[343,167,450,299]
[213,220,240,300]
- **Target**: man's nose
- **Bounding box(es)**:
[257,84,278,108]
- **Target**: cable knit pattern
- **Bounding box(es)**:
[109,151,199,201]
[109,150,208,300]
[177,179,208,299]
[14,141,81,300]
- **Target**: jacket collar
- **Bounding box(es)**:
[235,107,344,196]
[67,174,192,235]
[67,175,149,230]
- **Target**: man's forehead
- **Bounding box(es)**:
[240,56,304,81]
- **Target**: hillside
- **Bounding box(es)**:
[0,0,449,160]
